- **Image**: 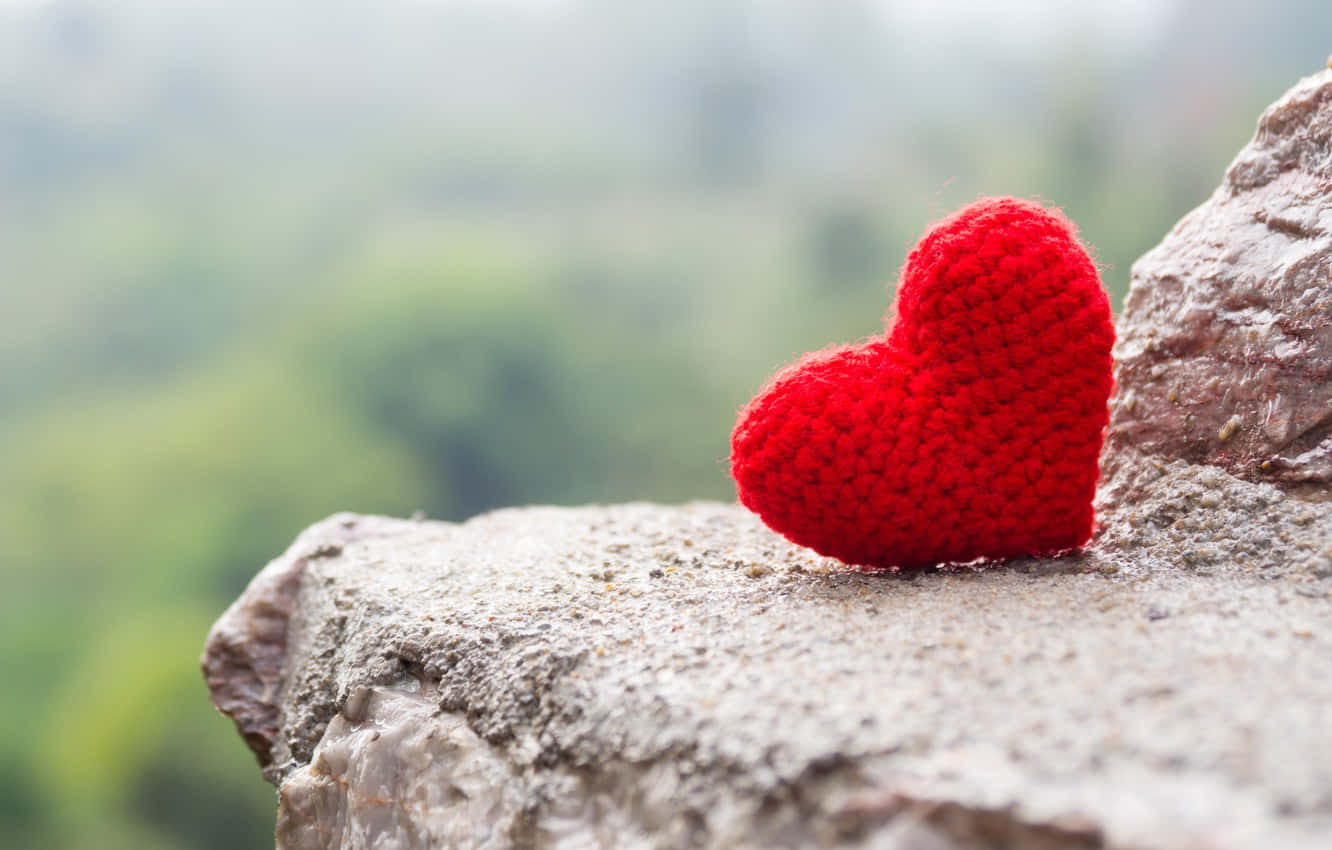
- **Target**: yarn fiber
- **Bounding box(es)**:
[729,197,1115,570]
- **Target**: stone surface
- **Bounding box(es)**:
[205,486,1331,850]
[1106,69,1332,498]
[204,70,1332,850]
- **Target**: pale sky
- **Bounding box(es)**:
[0,0,1179,57]
[0,0,1177,30]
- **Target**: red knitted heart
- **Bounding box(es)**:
[730,197,1115,570]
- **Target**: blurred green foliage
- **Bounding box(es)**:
[1,1,1328,848]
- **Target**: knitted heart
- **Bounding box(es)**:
[730,197,1114,570]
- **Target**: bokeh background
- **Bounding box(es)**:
[1,0,1329,847]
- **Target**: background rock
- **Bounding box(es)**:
[1106,69,1332,499]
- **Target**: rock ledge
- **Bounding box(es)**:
[205,487,1330,850]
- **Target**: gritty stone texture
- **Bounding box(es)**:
[203,519,389,767]
[1106,69,1332,498]
[204,488,1331,850]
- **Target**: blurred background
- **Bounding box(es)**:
[1,0,1328,847]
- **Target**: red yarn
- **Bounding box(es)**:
[730,197,1115,570]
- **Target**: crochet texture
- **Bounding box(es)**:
[730,197,1115,570]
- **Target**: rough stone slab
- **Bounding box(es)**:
[1107,69,1332,497]
[204,479,1331,850]
[202,518,397,767]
